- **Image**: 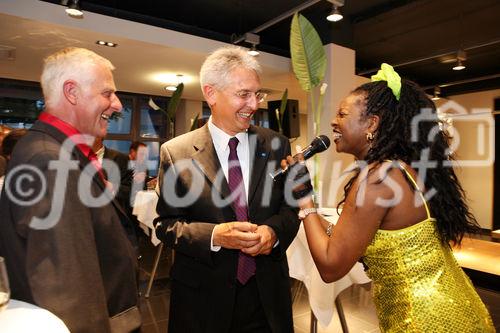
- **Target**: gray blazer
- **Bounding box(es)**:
[155,124,300,333]
[0,121,141,333]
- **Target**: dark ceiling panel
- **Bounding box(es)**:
[42,0,500,95]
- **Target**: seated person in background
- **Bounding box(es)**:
[92,137,137,249]
[129,141,156,198]
[284,63,494,332]
[0,124,13,177]
[128,141,148,186]
[0,128,28,191]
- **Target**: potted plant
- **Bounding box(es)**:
[290,12,327,193]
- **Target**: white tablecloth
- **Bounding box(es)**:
[0,299,70,333]
[286,208,371,327]
[132,190,161,246]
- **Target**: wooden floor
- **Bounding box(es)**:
[137,233,500,332]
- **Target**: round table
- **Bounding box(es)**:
[0,299,70,333]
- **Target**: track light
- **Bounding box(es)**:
[243,33,260,56]
[326,0,344,22]
[452,59,465,71]
[327,6,343,22]
[452,49,466,71]
[65,0,83,18]
[431,86,441,101]
[248,44,260,57]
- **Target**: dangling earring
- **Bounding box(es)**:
[366,132,374,142]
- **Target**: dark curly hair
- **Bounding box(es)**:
[338,80,479,245]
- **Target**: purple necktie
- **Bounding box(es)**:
[228,137,256,284]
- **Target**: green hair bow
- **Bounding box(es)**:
[371,63,401,101]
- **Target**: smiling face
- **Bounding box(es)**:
[74,64,122,138]
[205,67,262,136]
[331,93,376,160]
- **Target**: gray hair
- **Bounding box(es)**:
[199,46,261,90]
[40,47,115,108]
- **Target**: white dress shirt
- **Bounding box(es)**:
[208,116,250,251]
[94,146,105,164]
[207,117,250,198]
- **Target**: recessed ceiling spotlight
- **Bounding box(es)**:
[65,0,83,18]
[96,40,117,47]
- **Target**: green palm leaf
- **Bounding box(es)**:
[190,113,200,131]
[166,82,184,123]
[290,13,327,92]
[279,88,288,120]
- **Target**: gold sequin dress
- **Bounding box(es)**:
[363,165,495,332]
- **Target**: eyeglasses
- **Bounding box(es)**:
[233,90,268,103]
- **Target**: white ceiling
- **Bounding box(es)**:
[0,0,307,110]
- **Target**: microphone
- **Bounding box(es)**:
[269,135,331,180]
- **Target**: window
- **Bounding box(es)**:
[0,79,43,128]
[0,78,171,176]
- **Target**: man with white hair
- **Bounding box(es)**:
[155,46,300,332]
[0,47,141,332]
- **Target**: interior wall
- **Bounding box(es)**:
[436,89,500,229]
[175,99,203,135]
[305,43,358,208]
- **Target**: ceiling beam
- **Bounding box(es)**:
[232,0,322,44]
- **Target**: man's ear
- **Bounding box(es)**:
[202,84,217,107]
[63,80,78,105]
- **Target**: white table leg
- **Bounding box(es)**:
[310,312,318,333]
[335,297,349,332]
[309,297,349,333]
[145,243,164,298]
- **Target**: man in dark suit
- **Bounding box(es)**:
[0,47,141,332]
[155,46,300,333]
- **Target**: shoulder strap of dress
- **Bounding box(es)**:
[384,160,431,219]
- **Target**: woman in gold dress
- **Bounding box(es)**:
[284,64,495,332]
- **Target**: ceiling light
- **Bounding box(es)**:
[431,86,441,101]
[248,45,259,57]
[96,40,117,47]
[164,74,185,92]
[327,6,343,22]
[452,59,465,71]
[452,49,466,71]
[65,0,83,18]
[242,33,260,56]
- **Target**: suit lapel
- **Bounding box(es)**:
[191,125,231,199]
[248,126,270,207]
